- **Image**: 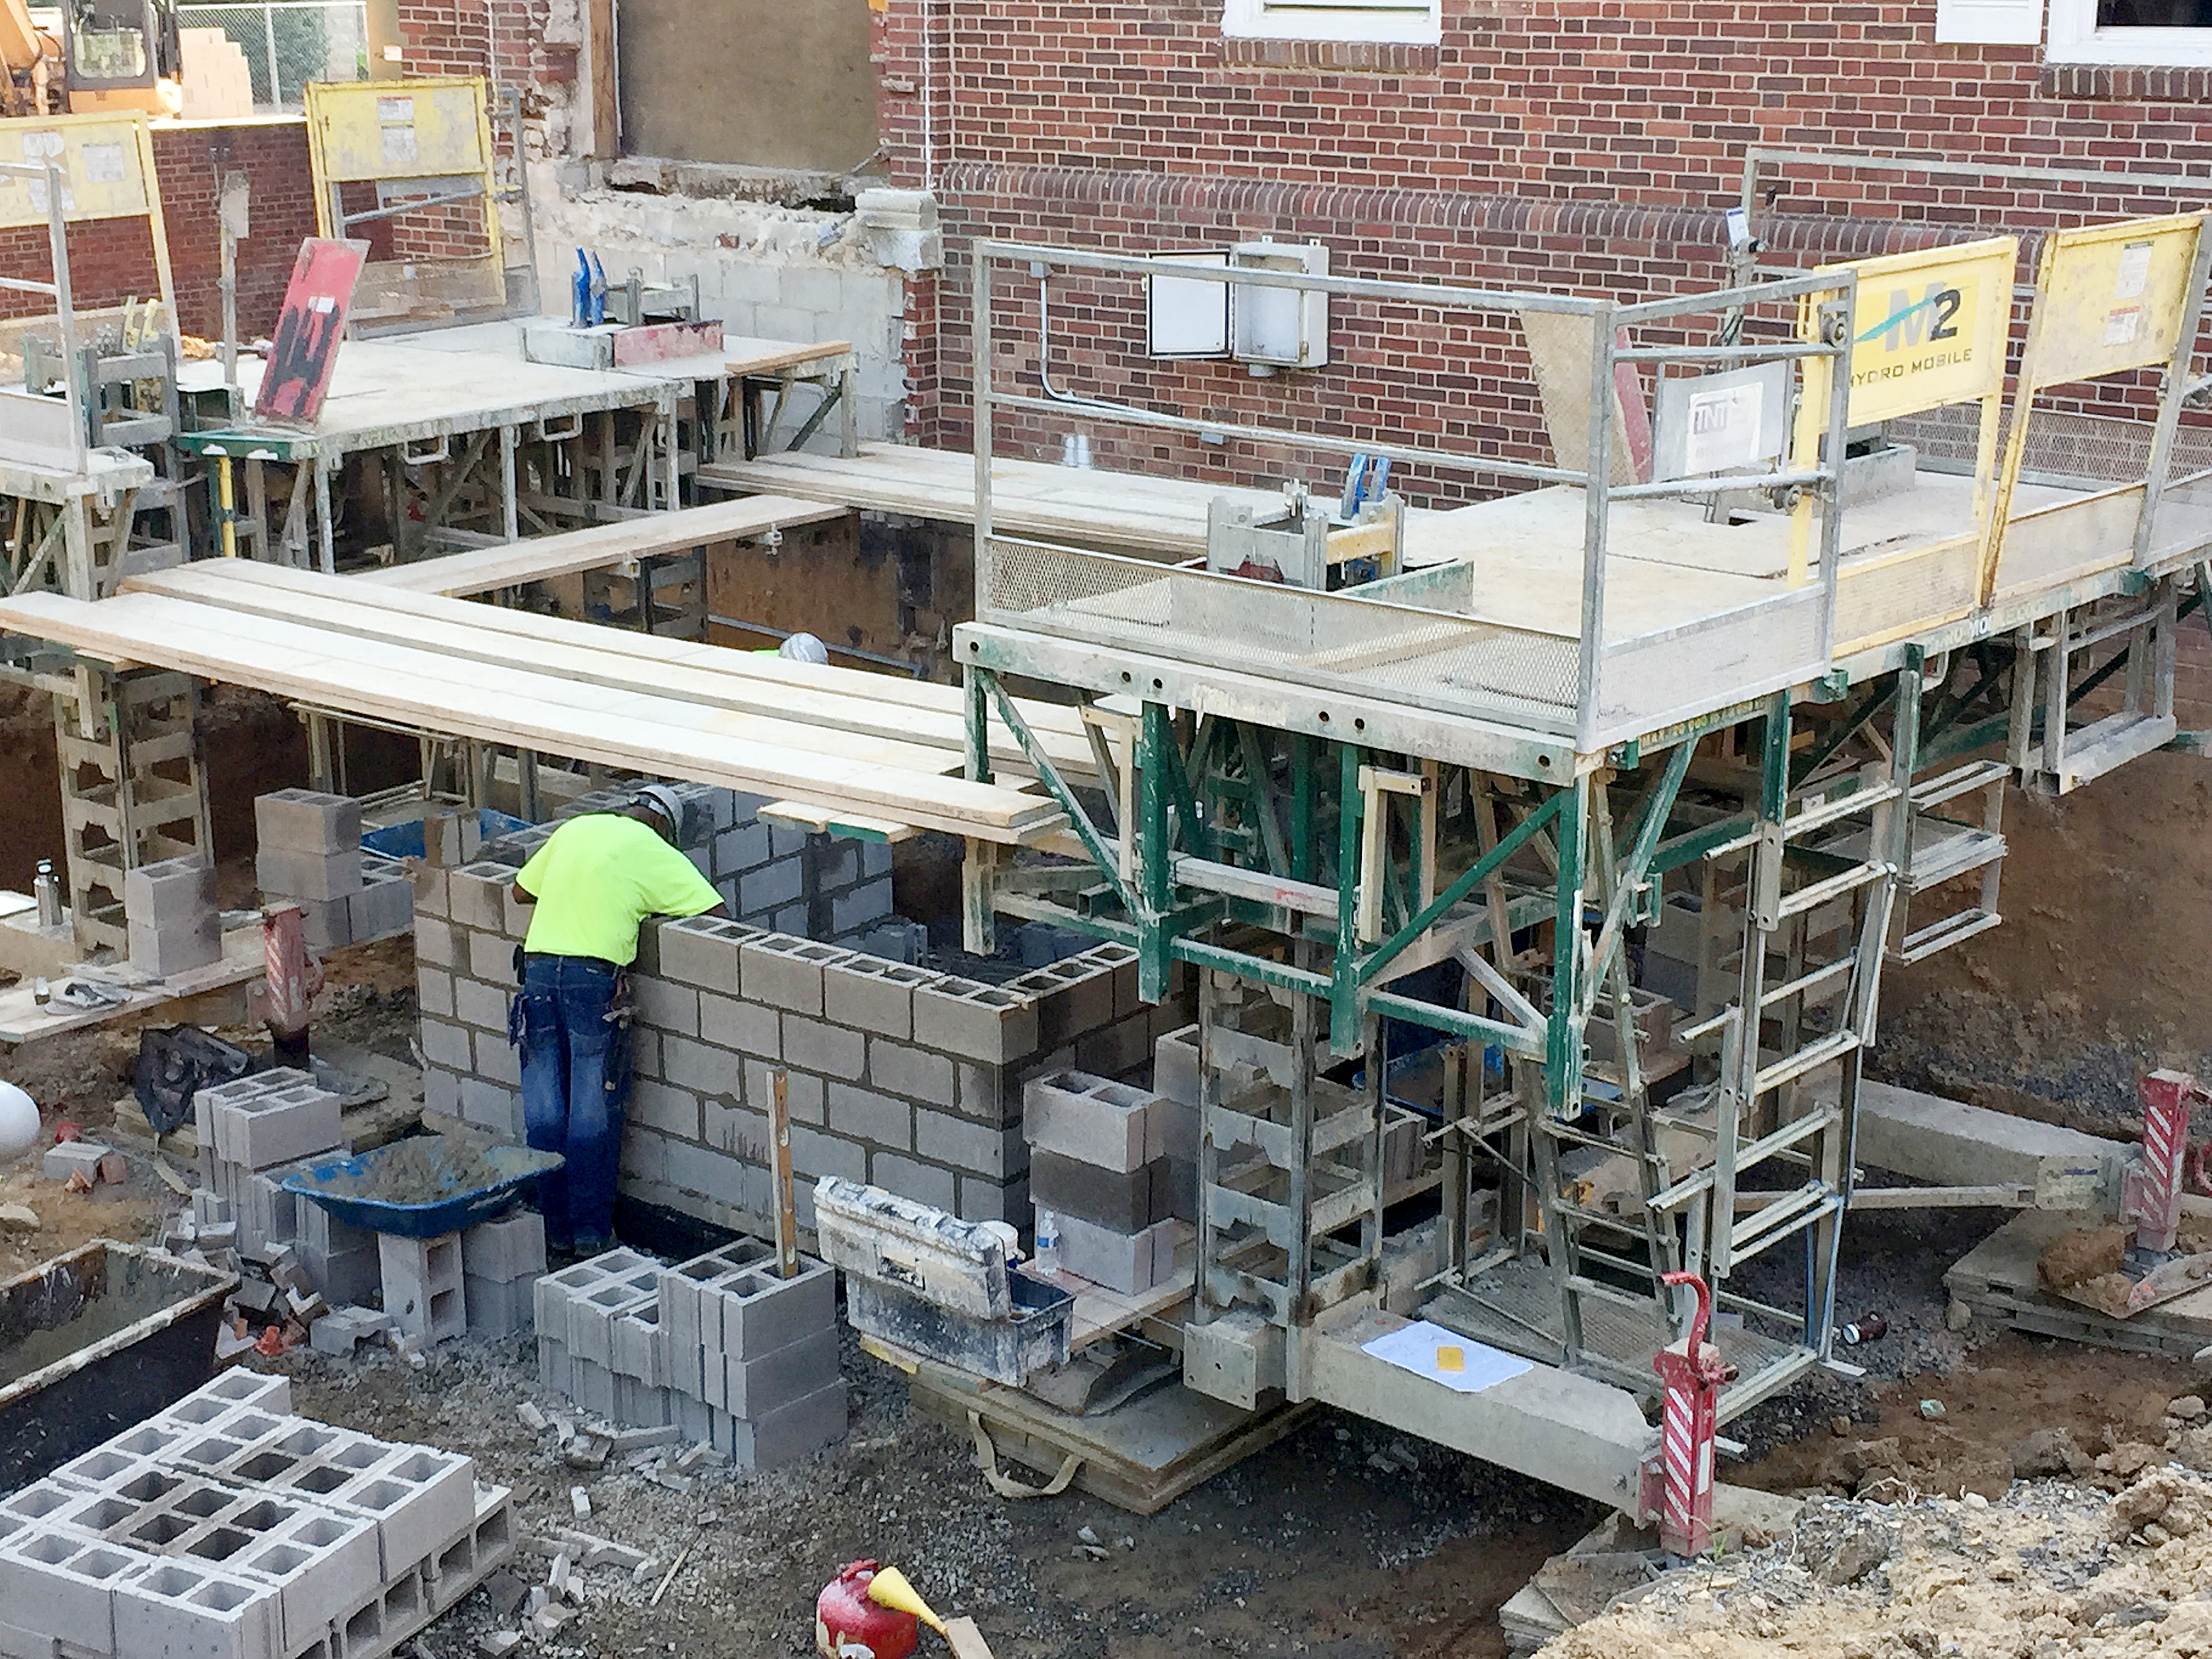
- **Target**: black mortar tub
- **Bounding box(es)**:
[0,1239,238,1488]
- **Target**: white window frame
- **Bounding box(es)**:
[2048,0,2212,64]
[1221,0,1442,46]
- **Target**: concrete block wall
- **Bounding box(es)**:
[527,181,916,445]
[0,1372,515,1659]
[417,832,1190,1238]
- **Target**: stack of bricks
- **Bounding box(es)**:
[0,1369,515,1659]
[535,1242,844,1469]
[414,840,1191,1238]
[254,789,412,954]
[460,1211,546,1338]
[1023,1069,1196,1295]
[122,856,221,977]
[194,1069,347,1259]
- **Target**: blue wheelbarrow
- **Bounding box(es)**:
[281,1130,564,1240]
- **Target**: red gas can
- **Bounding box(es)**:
[815,1560,921,1659]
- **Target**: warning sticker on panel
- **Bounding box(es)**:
[80,143,126,184]
[2106,306,2143,347]
[2116,240,2154,300]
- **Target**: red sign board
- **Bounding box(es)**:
[252,237,370,426]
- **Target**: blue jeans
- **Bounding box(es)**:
[512,955,630,1251]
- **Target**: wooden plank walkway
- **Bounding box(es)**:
[0,571,1070,846]
[360,495,847,597]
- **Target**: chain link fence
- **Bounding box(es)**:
[176,0,369,112]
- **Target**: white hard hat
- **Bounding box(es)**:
[627,784,688,838]
[779,633,830,665]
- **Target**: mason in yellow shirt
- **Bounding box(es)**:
[507,786,723,1252]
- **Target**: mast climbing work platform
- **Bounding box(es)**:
[950,176,2212,1506]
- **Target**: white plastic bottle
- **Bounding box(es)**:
[1032,1207,1061,1273]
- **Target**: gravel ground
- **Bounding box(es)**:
[272,1321,1599,1659]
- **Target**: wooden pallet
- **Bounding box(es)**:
[901,1352,1314,1516]
[1947,1209,2212,1359]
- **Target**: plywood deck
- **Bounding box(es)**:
[698,443,1290,557]
[174,342,672,459]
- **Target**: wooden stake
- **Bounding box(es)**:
[771,1066,799,1278]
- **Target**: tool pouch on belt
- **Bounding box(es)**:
[602,970,635,1106]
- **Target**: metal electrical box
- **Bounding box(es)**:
[1231,238,1331,369]
[1144,239,1332,369]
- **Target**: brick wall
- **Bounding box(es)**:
[0,122,313,340]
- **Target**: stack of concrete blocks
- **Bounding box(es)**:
[533,1243,843,1468]
[1023,1070,1197,1295]
[123,855,221,977]
[193,1068,347,1259]
[0,1370,515,1659]
[255,789,397,954]
[297,1197,380,1310]
[414,846,1191,1237]
[461,1211,546,1338]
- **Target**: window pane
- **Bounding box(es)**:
[2097,0,2212,23]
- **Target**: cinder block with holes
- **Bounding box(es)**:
[656,1238,776,1356]
[462,1275,535,1339]
[376,1234,466,1345]
[714,1326,841,1419]
[123,857,216,929]
[255,844,362,902]
[112,1557,282,1659]
[700,1257,836,1360]
[912,981,1040,1064]
[254,788,361,855]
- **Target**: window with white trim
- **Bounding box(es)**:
[2048,0,2212,62]
[1221,0,1443,45]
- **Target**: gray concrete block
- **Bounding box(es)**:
[738,936,828,1015]
[914,981,1039,1065]
[256,844,361,901]
[870,1151,958,1213]
[735,1380,844,1468]
[378,1231,467,1344]
[460,1077,522,1135]
[783,1015,866,1081]
[445,864,512,933]
[713,822,773,874]
[348,869,413,941]
[254,787,361,854]
[739,858,805,917]
[1022,1069,1156,1172]
[830,877,894,936]
[655,915,757,990]
[41,1141,109,1182]
[778,265,845,312]
[415,966,454,1020]
[666,1138,747,1206]
[1032,1148,1169,1232]
[1077,1012,1155,1079]
[748,1060,824,1124]
[453,975,508,1033]
[1009,957,1118,1048]
[630,1080,702,1140]
[824,1082,911,1150]
[823,958,938,1041]
[1053,1212,1178,1295]
[955,1061,1010,1124]
[463,1212,546,1284]
[700,992,780,1056]
[917,1110,1024,1180]
[464,1273,537,1338]
[293,893,352,953]
[664,1034,740,1096]
[703,1100,769,1158]
[867,1039,955,1107]
[128,917,220,976]
[414,917,459,968]
[703,1255,836,1359]
[123,856,215,928]
[476,1030,522,1088]
[717,1325,840,1419]
[621,1124,671,1189]
[633,976,700,1037]
[956,1172,1031,1225]
[789,1124,866,1183]
[420,1019,473,1071]
[467,930,518,988]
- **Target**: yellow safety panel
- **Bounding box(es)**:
[2020,212,2206,389]
[1813,237,2018,426]
[307,77,490,184]
[0,114,155,229]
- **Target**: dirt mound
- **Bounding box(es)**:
[1542,1468,2212,1659]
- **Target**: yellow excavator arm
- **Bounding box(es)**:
[0,0,62,115]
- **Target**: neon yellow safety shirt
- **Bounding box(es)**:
[514,813,723,965]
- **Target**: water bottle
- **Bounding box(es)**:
[1033,1208,1061,1273]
